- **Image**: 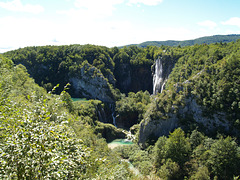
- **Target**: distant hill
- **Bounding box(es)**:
[122,34,240,48]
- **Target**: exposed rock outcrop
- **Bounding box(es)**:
[138,96,232,148]
[69,62,115,103]
[115,112,139,129]
[115,63,153,94]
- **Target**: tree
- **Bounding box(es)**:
[189,166,210,180]
[207,136,240,180]
[157,159,180,180]
[153,128,191,178]
[164,128,191,166]
[189,129,205,150]
[0,95,92,179]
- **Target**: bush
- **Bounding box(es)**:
[157,159,180,180]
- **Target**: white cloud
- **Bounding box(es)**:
[127,0,163,6]
[221,17,240,28]
[0,0,44,14]
[59,0,124,19]
[59,0,163,19]
[53,19,135,47]
[197,20,217,29]
[0,14,135,52]
[0,16,56,52]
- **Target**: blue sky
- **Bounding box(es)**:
[0,0,240,52]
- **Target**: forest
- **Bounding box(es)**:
[1,39,240,179]
[125,34,240,48]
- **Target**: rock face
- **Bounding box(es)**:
[138,113,179,148]
[115,63,132,93]
[69,63,115,103]
[115,112,139,129]
[115,63,153,94]
[138,97,232,148]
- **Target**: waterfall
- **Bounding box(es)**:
[126,130,135,141]
[112,112,117,127]
[160,80,166,93]
[153,57,164,95]
[110,103,117,127]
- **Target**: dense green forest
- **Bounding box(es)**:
[1,38,240,179]
[124,34,240,48]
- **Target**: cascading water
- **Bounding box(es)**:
[112,112,117,127]
[109,103,117,127]
[160,80,166,93]
[153,57,164,95]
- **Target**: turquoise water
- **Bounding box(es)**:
[108,139,133,149]
[109,139,133,145]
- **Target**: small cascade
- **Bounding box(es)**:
[160,79,167,93]
[153,57,164,95]
[126,130,135,141]
[112,112,117,127]
[109,103,118,127]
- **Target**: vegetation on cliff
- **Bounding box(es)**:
[1,37,240,179]
[144,40,240,135]
[0,55,133,179]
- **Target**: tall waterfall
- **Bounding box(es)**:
[153,57,164,95]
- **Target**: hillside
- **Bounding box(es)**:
[0,54,137,179]
[123,34,240,48]
[2,40,240,179]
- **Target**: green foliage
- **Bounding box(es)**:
[189,129,205,150]
[94,121,126,142]
[189,166,210,180]
[157,159,180,180]
[132,34,240,48]
[72,99,102,125]
[115,91,151,128]
[165,128,191,166]
[153,128,191,170]
[0,71,92,179]
[141,41,240,140]
[0,55,133,179]
[4,44,155,98]
[129,150,152,175]
[166,42,240,119]
[2,38,240,179]
[152,128,240,179]
[0,99,90,179]
[113,144,153,176]
[207,136,240,179]
[4,45,116,97]
[153,136,168,168]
